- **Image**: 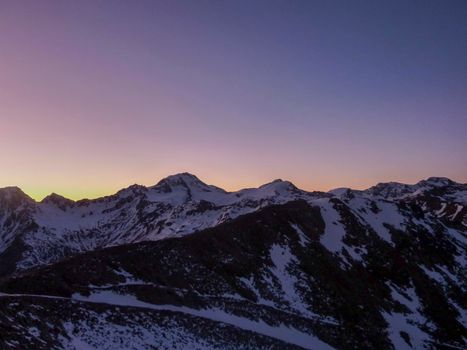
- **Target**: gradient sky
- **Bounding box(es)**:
[1,0,466,200]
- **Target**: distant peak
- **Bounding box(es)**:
[0,186,23,193]
[152,173,219,194]
[115,184,147,197]
[155,173,205,186]
[328,187,353,197]
[0,186,33,202]
[259,179,299,192]
[421,177,455,186]
[163,172,201,182]
[370,181,407,189]
[364,181,413,199]
[41,193,75,209]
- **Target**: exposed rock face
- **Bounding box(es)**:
[0,174,465,349]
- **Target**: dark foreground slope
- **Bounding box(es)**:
[0,200,465,349]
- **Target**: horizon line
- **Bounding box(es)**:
[0,172,464,203]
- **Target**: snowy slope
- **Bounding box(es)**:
[1,199,465,349]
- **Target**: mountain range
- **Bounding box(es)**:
[0,173,465,349]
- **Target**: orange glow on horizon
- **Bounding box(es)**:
[9,171,467,202]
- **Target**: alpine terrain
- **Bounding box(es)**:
[0,173,465,349]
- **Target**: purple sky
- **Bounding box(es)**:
[0,0,466,200]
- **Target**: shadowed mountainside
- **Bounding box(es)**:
[0,188,465,349]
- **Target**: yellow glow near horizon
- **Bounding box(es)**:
[8,171,467,202]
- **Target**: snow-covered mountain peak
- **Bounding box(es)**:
[154,172,205,187]
[417,176,455,187]
[363,177,462,200]
[148,173,228,206]
[0,186,34,205]
[328,187,353,197]
[364,181,413,199]
[257,179,299,194]
[40,193,75,210]
[152,173,220,193]
[114,184,148,199]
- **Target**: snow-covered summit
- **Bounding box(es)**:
[41,193,75,210]
[0,186,33,204]
[153,172,212,189]
[235,179,302,202]
[364,182,414,199]
[258,179,299,193]
[420,176,455,186]
[328,187,353,197]
[150,173,227,202]
[361,177,466,203]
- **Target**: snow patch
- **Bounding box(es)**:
[316,199,347,253]
[72,290,335,350]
